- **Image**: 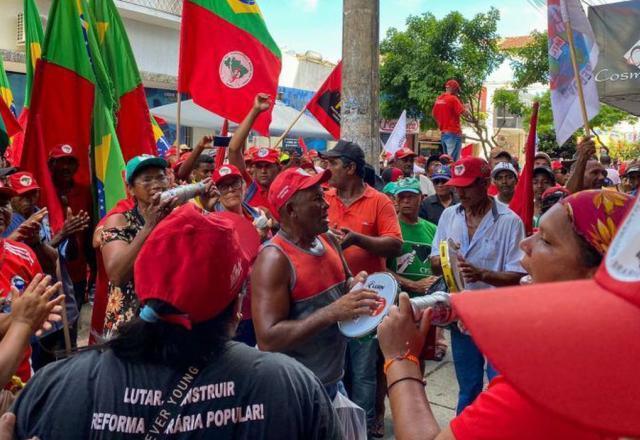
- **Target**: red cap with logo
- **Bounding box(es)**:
[445,79,460,90]
[446,157,491,187]
[8,172,40,195]
[268,167,331,220]
[48,143,77,160]
[394,148,417,160]
[250,147,280,164]
[212,164,243,185]
[134,204,250,328]
[453,194,640,436]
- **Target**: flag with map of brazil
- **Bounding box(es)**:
[178,0,281,135]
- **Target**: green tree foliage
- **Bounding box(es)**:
[506,31,549,89]
[380,8,504,151]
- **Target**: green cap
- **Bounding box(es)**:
[382,182,398,196]
[125,155,168,184]
[394,177,421,195]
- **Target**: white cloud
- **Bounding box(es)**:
[293,0,319,12]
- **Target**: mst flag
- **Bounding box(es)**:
[548,0,600,145]
[510,102,539,236]
[6,0,45,166]
[90,0,157,161]
[179,0,281,135]
[307,61,342,139]
[21,0,110,232]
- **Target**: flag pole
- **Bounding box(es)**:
[175,92,182,146]
[562,0,591,135]
[274,105,307,149]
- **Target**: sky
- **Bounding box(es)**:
[259,0,549,63]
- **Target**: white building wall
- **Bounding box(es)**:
[122,17,179,78]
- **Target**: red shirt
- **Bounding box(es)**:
[451,376,617,440]
[61,183,93,283]
[241,171,276,215]
[432,93,465,135]
[325,185,402,275]
[0,240,43,383]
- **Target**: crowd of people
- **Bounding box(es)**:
[0,85,635,439]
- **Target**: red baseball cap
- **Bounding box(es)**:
[164,146,178,158]
[268,167,331,220]
[8,172,40,195]
[250,147,279,164]
[212,164,243,185]
[48,143,77,160]
[446,157,491,187]
[134,204,250,328]
[445,79,460,90]
[394,148,417,160]
[452,194,640,436]
[551,159,563,171]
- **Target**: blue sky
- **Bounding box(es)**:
[260,0,548,63]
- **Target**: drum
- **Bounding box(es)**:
[338,273,399,338]
[439,239,465,293]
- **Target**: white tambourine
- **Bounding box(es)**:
[338,272,399,338]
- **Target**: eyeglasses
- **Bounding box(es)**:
[217,179,243,193]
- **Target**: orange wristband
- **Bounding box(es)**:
[383,349,419,375]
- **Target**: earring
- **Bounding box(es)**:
[237,312,243,320]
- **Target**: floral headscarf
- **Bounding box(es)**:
[561,190,634,255]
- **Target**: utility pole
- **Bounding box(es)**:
[342,0,380,168]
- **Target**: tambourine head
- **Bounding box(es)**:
[338,273,399,338]
[439,239,465,293]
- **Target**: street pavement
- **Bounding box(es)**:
[383,332,457,439]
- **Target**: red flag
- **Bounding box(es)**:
[510,102,539,236]
[178,1,281,136]
[153,115,167,126]
[5,109,28,166]
[0,96,22,139]
[461,143,474,158]
[298,136,308,154]
[307,61,342,139]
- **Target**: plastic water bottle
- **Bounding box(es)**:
[410,292,456,326]
[159,183,206,205]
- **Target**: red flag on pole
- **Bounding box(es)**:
[461,143,474,158]
[178,1,281,136]
[298,136,308,154]
[509,102,539,236]
[307,61,342,139]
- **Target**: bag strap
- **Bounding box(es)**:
[144,359,206,439]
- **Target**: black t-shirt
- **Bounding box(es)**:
[13,342,342,439]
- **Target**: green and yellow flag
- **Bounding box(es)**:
[89,0,158,160]
[92,92,127,218]
[23,0,44,109]
[0,57,16,117]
